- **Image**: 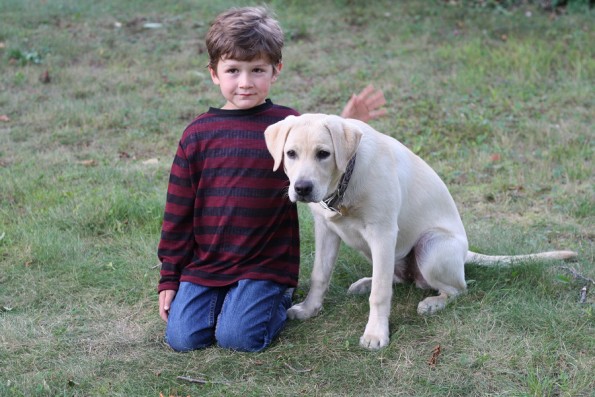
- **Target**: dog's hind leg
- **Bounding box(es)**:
[413,230,468,315]
[347,277,372,294]
[417,291,450,314]
[347,274,403,295]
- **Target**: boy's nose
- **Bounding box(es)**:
[239,73,253,88]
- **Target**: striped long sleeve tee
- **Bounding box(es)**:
[157,100,300,293]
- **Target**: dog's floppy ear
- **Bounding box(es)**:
[326,116,363,172]
[264,116,295,171]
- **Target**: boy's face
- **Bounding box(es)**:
[209,57,282,110]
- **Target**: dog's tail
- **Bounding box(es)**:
[465,250,577,266]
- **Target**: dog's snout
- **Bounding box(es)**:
[294,180,313,197]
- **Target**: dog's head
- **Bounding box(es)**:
[264,114,362,203]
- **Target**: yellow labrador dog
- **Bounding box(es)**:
[264,114,576,350]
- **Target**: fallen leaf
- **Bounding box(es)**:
[39,70,51,84]
[428,344,441,368]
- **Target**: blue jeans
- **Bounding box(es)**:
[165,280,292,352]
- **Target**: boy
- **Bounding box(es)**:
[157,6,386,352]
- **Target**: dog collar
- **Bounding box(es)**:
[319,154,356,215]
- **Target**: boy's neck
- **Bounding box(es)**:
[211,99,272,114]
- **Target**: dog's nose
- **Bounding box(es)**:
[294,180,313,196]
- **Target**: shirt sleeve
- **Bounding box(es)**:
[157,141,195,293]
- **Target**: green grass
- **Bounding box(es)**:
[1,0,593,396]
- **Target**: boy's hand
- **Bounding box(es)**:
[341,84,387,122]
[159,289,177,322]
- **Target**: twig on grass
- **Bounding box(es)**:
[176,375,231,385]
[580,286,588,304]
[559,265,595,285]
[284,362,312,373]
[559,265,594,304]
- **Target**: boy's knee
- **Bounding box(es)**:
[166,327,213,352]
[216,323,270,352]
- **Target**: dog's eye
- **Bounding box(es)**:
[316,150,330,160]
[286,150,297,159]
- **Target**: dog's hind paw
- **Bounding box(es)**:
[347,277,372,294]
[417,293,448,315]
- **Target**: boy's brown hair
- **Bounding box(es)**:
[206,6,284,71]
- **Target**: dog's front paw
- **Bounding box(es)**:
[286,302,321,320]
[359,332,389,350]
[359,319,389,350]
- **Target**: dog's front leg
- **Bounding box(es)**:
[287,215,341,320]
[359,232,396,350]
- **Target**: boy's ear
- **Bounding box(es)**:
[209,66,220,85]
[272,62,283,82]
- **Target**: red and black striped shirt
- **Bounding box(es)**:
[157,100,300,292]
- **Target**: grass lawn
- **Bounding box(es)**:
[0,0,593,396]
